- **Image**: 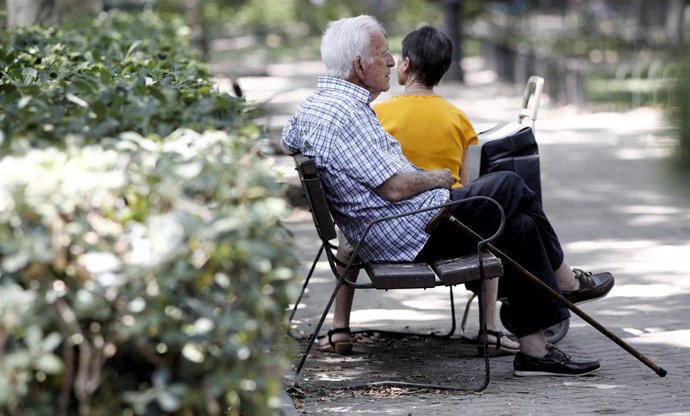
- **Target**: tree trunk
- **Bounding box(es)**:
[665,0,686,51]
[6,0,103,29]
[633,0,654,41]
[7,0,57,29]
[444,0,464,82]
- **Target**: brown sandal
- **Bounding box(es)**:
[316,328,353,355]
[477,329,520,357]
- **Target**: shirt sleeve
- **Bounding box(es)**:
[459,111,479,147]
[281,116,301,153]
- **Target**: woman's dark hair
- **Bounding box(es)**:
[401,26,453,87]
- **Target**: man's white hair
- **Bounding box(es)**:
[320,15,386,79]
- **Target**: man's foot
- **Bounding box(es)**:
[513,344,601,377]
[562,269,615,304]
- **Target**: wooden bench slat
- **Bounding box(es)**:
[366,263,436,289]
[433,253,503,285]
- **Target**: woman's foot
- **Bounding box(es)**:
[562,269,615,304]
[316,328,353,355]
[478,329,520,356]
[555,264,615,304]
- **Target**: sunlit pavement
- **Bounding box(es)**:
[216,57,690,415]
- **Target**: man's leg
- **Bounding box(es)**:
[318,230,357,350]
[330,248,357,331]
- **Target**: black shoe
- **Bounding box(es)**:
[562,269,614,304]
[514,344,601,377]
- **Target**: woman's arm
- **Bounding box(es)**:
[459,151,471,187]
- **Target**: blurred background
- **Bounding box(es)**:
[9,0,688,159]
[2,0,689,163]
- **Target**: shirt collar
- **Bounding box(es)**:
[317,76,371,104]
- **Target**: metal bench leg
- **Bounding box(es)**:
[477,277,490,391]
[446,286,457,337]
[361,274,490,392]
[293,273,346,385]
[459,292,477,339]
[288,243,324,338]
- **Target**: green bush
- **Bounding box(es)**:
[0,129,298,415]
[0,9,299,416]
[0,11,248,149]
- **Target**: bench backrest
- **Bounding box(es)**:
[293,154,337,242]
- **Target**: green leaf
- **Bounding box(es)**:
[0,376,11,405]
[5,351,31,369]
[35,354,63,374]
[41,332,63,352]
[1,251,30,273]
[22,67,37,85]
[17,96,32,109]
[125,40,142,59]
[66,93,89,109]
[156,391,180,412]
[24,326,41,348]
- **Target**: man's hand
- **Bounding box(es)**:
[427,169,455,189]
[374,169,453,202]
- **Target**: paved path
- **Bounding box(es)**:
[216,57,690,415]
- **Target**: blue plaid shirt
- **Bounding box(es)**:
[282,77,450,262]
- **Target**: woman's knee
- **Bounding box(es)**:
[486,171,525,189]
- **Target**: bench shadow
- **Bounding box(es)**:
[290,332,491,394]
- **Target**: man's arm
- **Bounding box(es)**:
[374,169,453,202]
[279,141,296,155]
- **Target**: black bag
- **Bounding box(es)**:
[477,123,542,204]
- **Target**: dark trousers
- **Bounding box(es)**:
[415,171,569,337]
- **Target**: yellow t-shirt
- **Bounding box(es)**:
[373,95,478,188]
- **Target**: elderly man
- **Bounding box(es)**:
[282,15,613,377]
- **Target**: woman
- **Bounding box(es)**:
[373,26,520,355]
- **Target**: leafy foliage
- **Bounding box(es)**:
[191,0,454,41]
[0,11,250,149]
[0,8,298,416]
[0,130,298,415]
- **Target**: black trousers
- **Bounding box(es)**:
[416,171,570,337]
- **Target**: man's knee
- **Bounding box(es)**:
[336,228,355,261]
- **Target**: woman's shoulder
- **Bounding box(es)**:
[372,95,402,109]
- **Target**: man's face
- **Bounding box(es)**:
[359,31,395,99]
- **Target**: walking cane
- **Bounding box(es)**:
[445,213,667,377]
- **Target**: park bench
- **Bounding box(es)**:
[288,153,507,392]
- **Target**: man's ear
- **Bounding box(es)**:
[353,56,366,79]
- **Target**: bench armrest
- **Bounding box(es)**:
[343,196,505,274]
